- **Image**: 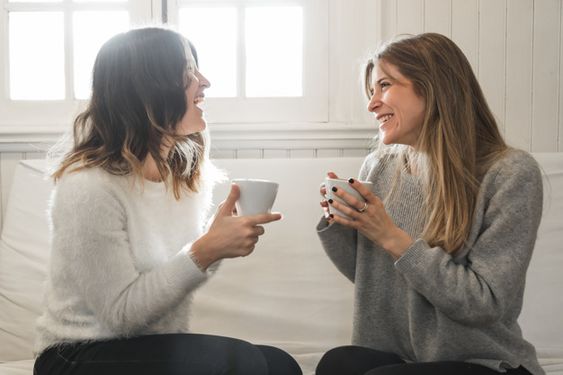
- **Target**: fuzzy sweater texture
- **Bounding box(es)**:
[35,165,216,354]
[317,149,544,374]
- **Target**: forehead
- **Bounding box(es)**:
[373,60,401,80]
[185,49,197,71]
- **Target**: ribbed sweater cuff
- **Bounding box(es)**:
[169,245,208,289]
[393,238,431,273]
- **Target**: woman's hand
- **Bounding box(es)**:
[327,178,414,259]
[319,172,339,218]
[190,183,282,270]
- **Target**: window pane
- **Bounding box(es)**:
[179,7,237,98]
[9,12,65,100]
[245,6,303,97]
[73,11,129,99]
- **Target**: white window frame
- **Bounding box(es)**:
[167,0,329,124]
[0,0,152,133]
[0,0,330,140]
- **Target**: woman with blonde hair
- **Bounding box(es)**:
[33,27,301,375]
[316,33,543,375]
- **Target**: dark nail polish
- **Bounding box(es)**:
[328,199,333,204]
[332,186,337,192]
[348,178,355,184]
[329,214,334,219]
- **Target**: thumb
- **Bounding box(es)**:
[218,183,240,216]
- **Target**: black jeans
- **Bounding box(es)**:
[316,346,533,375]
[34,333,302,375]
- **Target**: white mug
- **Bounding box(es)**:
[232,179,279,216]
[325,178,374,219]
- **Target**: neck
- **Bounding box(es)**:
[142,153,164,182]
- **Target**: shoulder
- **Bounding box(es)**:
[480,149,543,207]
[53,166,125,211]
[485,148,542,187]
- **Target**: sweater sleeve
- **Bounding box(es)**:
[51,171,208,335]
[394,151,543,326]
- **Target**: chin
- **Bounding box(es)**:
[379,132,394,145]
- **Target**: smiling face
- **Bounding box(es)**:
[367,60,426,148]
[176,52,211,136]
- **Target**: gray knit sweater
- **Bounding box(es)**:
[317,149,544,374]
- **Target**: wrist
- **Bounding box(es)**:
[189,236,217,271]
[382,228,414,260]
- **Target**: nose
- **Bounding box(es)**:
[198,72,211,89]
[367,91,381,113]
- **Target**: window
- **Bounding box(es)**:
[169,0,328,123]
[0,0,328,130]
[0,0,151,129]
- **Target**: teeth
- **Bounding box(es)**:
[194,97,205,110]
[379,114,393,123]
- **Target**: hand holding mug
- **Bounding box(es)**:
[191,183,282,270]
[323,176,413,259]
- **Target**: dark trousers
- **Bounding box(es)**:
[34,333,302,375]
[316,346,533,375]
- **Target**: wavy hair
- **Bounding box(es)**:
[52,27,206,199]
[364,33,508,253]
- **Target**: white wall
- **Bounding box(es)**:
[380,0,563,153]
[1,0,562,227]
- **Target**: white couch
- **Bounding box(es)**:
[0,154,562,375]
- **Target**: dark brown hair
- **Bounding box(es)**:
[53,27,206,199]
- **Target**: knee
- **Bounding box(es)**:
[221,339,269,375]
[256,345,302,375]
[316,346,356,375]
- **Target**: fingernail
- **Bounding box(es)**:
[328,199,333,204]
[348,178,355,184]
[331,186,337,192]
[329,214,334,219]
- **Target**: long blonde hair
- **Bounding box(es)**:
[364,33,508,252]
[52,27,206,199]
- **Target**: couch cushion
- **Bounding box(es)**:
[0,160,52,361]
[190,158,359,375]
[0,359,35,375]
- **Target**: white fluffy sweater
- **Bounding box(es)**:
[35,165,215,354]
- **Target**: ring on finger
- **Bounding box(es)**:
[357,201,368,213]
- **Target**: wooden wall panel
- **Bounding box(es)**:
[505,0,534,150]
[424,0,451,36]
[380,0,563,152]
[531,0,560,152]
[478,0,507,129]
[451,0,479,74]
[397,0,424,35]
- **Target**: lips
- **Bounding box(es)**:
[194,96,205,111]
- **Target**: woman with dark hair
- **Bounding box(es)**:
[316,33,544,375]
[33,27,302,375]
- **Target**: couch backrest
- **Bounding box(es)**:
[0,155,561,365]
[0,160,53,361]
[518,153,563,361]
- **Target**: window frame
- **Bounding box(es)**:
[0,0,152,131]
[0,0,329,132]
[153,0,329,124]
